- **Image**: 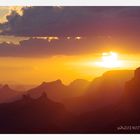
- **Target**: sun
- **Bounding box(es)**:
[95,52,123,68]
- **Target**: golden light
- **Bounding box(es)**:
[95,52,123,68]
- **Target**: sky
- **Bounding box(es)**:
[0,6,140,85]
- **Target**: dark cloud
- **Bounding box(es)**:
[0,36,140,57]
[0,7,140,57]
[1,6,140,37]
[0,38,99,57]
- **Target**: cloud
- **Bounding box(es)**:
[0,37,102,57]
[0,6,24,23]
[0,7,140,57]
[0,35,140,57]
[1,6,140,37]
[0,35,29,44]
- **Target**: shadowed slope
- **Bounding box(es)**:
[64,70,134,114]
[0,92,73,133]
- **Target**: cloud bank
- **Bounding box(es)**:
[1,7,140,37]
[0,7,140,57]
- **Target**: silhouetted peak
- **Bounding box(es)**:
[69,79,90,87]
[1,84,11,90]
[51,79,62,84]
[40,79,63,87]
[41,82,47,86]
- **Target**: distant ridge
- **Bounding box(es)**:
[0,84,22,103]
[27,79,90,102]
[0,70,135,107]
[63,70,134,113]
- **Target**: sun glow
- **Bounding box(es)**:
[95,52,123,68]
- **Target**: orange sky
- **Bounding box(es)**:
[0,52,139,85]
[0,7,140,85]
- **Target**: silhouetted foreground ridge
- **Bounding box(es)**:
[0,68,140,133]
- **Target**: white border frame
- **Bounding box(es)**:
[0,0,140,6]
[0,1,140,140]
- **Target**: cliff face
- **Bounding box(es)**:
[124,67,140,108]
[87,70,134,104]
